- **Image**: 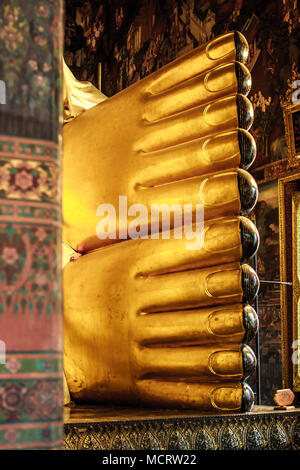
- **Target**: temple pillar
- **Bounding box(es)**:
[0,0,64,449]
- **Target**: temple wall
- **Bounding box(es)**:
[0,0,64,449]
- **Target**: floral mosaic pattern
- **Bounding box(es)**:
[0,0,62,140]
[0,159,58,202]
[0,223,61,315]
[0,379,63,424]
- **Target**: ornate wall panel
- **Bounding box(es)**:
[64,406,300,450]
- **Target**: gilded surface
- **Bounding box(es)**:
[279,173,300,389]
[292,193,300,391]
[63,32,259,411]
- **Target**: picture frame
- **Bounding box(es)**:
[282,102,300,168]
[292,191,300,391]
[278,171,300,391]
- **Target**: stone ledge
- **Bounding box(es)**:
[64,405,300,450]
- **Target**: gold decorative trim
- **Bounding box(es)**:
[292,193,300,392]
[280,64,300,168]
[251,159,288,185]
[278,178,288,387]
[64,406,300,450]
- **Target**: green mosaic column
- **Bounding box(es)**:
[0,0,64,449]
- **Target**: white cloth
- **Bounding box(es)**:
[62,57,107,122]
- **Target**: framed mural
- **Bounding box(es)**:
[254,181,283,404]
[292,192,300,391]
[279,171,300,392]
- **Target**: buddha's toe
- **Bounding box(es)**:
[136,129,256,187]
[136,262,259,313]
[145,31,249,95]
[143,61,251,122]
[138,94,254,153]
[133,215,259,275]
[135,379,252,411]
[134,169,258,227]
[134,304,258,347]
[134,344,256,381]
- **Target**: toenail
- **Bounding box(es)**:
[238,129,257,170]
[235,62,252,96]
[236,94,254,130]
[240,216,259,261]
[241,382,255,412]
[242,304,259,343]
[238,169,258,213]
[206,32,249,64]
[241,263,260,302]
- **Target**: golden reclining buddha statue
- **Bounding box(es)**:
[63,31,260,412]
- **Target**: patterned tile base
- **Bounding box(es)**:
[64,407,300,450]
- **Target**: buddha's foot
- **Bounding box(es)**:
[63,31,256,253]
[64,216,259,411]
